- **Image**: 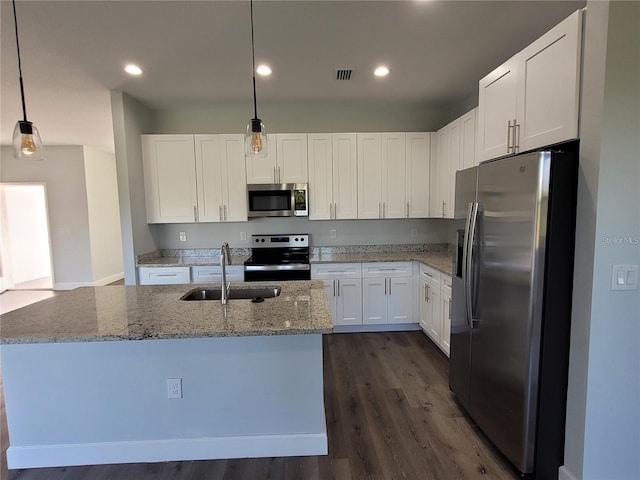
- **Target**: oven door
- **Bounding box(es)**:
[247,184,293,218]
[244,264,311,282]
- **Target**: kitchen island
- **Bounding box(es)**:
[0,281,332,469]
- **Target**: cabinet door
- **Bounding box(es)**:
[320,279,338,322]
[382,133,406,218]
[220,135,248,222]
[308,134,333,220]
[435,126,450,218]
[425,276,441,344]
[357,133,383,219]
[460,108,477,170]
[419,280,429,332]
[440,288,451,357]
[194,135,224,222]
[277,134,308,183]
[245,136,277,184]
[405,133,431,218]
[446,119,461,219]
[429,134,441,218]
[336,278,363,326]
[332,133,358,219]
[142,135,197,223]
[138,267,190,285]
[516,9,581,152]
[387,277,413,323]
[362,277,387,324]
[477,57,518,162]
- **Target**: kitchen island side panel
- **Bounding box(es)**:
[2,334,327,468]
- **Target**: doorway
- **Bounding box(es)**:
[0,183,54,291]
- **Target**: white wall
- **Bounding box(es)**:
[83,147,124,284]
[561,2,640,479]
[110,91,156,284]
[0,146,94,289]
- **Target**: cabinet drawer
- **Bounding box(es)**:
[192,265,244,283]
[419,264,441,282]
[362,262,413,278]
[138,267,190,285]
[311,263,362,279]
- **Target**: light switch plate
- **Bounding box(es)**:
[179,232,187,242]
[610,264,639,291]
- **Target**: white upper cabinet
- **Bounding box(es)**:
[195,134,247,223]
[308,133,357,220]
[405,133,432,218]
[516,10,582,152]
[477,9,582,161]
[460,108,477,170]
[432,119,460,219]
[245,134,308,184]
[142,135,198,223]
[142,134,247,224]
[357,133,384,219]
[357,133,407,219]
[382,133,406,219]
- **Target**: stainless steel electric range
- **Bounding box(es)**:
[243,234,310,281]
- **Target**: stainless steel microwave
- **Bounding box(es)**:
[247,183,308,218]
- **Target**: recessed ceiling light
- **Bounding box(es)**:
[374,66,390,77]
[256,64,272,76]
[124,64,143,76]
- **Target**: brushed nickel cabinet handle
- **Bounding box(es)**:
[406,202,410,218]
[515,123,520,153]
[219,205,222,221]
[194,205,198,222]
[507,120,514,153]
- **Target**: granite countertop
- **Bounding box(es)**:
[0,281,333,345]
[310,250,453,275]
[137,254,250,267]
[137,248,453,275]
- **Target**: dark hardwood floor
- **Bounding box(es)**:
[8,332,518,480]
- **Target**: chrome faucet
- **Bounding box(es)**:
[220,242,232,305]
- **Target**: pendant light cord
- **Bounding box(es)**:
[12,0,28,122]
[250,0,258,120]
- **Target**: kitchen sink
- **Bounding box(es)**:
[180,285,281,301]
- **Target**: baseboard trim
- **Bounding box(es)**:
[558,465,580,480]
[54,272,124,290]
[333,323,421,333]
[8,432,328,469]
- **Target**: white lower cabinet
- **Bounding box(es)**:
[138,266,190,285]
[191,265,244,283]
[418,264,451,357]
[362,262,413,325]
[311,263,362,326]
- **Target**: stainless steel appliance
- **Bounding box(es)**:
[450,146,578,478]
[244,234,310,281]
[247,183,308,218]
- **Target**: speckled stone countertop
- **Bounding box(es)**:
[137,245,453,274]
[310,250,453,275]
[0,281,333,345]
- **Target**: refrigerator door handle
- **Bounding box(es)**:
[466,202,479,328]
[462,202,474,326]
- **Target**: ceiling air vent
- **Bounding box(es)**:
[335,69,353,81]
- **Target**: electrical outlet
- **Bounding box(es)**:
[330,229,337,239]
[240,231,247,241]
[167,378,182,399]
[410,228,418,238]
[179,232,187,242]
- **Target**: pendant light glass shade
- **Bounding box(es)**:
[245,118,267,157]
[12,120,43,160]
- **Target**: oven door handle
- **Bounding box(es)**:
[244,264,311,272]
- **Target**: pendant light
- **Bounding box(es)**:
[11,0,43,160]
[245,0,267,158]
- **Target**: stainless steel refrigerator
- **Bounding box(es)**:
[449,146,578,478]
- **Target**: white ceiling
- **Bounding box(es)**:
[0,0,585,153]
